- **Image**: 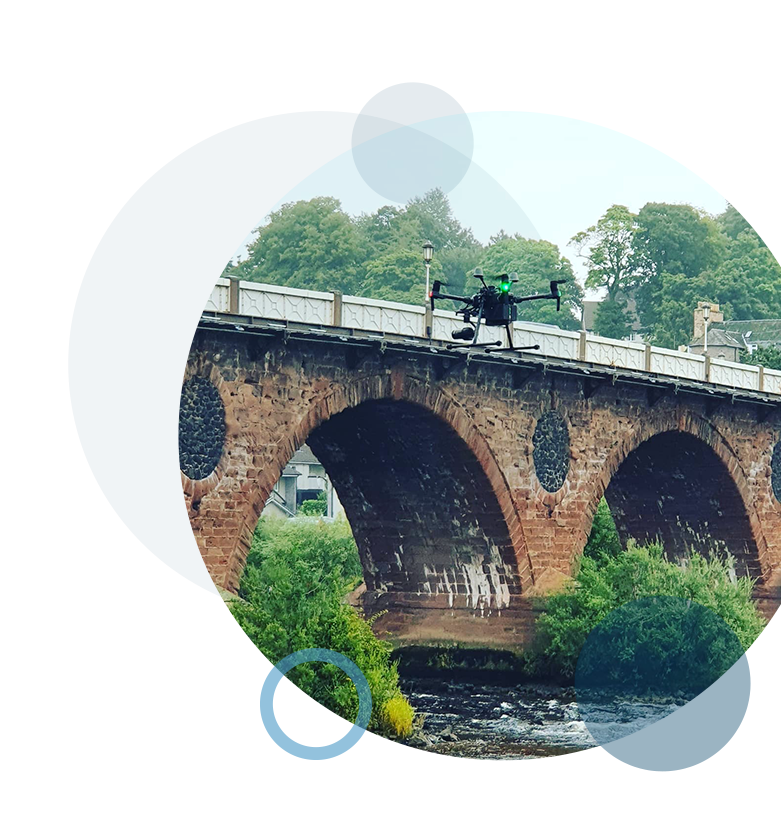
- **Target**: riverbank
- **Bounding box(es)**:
[178,674,781,762]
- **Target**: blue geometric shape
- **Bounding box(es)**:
[275,648,372,731]
[259,655,372,761]
[561,632,765,785]
[30,72,613,654]
[575,596,750,770]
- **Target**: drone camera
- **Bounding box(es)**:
[452,325,476,341]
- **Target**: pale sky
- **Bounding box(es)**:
[234,111,728,299]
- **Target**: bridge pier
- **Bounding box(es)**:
[182,325,781,646]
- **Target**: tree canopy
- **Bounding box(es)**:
[238,197,367,294]
[235,188,583,330]
[567,200,781,347]
[569,205,642,299]
[719,176,781,243]
[230,191,780,346]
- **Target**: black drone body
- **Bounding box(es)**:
[429,269,565,350]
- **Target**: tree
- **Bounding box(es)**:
[633,203,726,345]
[583,497,623,560]
[593,299,633,339]
[356,247,441,305]
[402,188,479,252]
[390,188,481,297]
[742,347,781,370]
[353,189,482,304]
[719,176,781,244]
[536,541,764,683]
[634,203,724,279]
[704,229,781,320]
[232,518,413,737]
[355,204,418,255]
[638,270,699,349]
[569,205,642,300]
[479,236,583,329]
[238,197,367,293]
[436,245,483,296]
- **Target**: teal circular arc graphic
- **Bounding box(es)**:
[274,648,372,731]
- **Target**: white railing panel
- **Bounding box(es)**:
[709,359,761,391]
[513,323,580,359]
[585,336,646,370]
[205,279,230,312]
[432,310,504,345]
[432,311,462,342]
[342,296,424,336]
[764,369,781,395]
[239,281,333,325]
[202,280,781,397]
[650,348,706,381]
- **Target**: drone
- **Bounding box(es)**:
[429,268,566,350]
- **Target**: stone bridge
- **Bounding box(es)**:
[181,279,781,648]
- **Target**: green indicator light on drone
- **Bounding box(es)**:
[500,280,511,293]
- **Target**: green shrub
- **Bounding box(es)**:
[536,541,765,682]
[741,347,781,371]
[240,516,361,596]
[583,497,623,561]
[299,491,328,516]
[380,694,415,738]
[298,499,327,516]
[230,517,413,736]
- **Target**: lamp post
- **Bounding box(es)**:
[703,303,711,355]
[423,241,434,305]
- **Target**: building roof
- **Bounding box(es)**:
[263,497,296,517]
[289,443,319,465]
[721,319,781,347]
[690,328,745,349]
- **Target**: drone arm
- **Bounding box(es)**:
[512,287,563,312]
[513,293,558,305]
[429,282,475,311]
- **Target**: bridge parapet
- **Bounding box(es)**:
[207,278,781,395]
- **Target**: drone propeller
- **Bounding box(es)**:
[550,279,566,296]
[550,279,566,311]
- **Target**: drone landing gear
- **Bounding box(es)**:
[446,339,502,351]
[446,316,541,353]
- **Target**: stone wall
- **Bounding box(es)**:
[181,328,781,646]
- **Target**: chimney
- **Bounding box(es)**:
[693,301,723,339]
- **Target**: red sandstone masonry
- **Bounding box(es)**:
[182,330,781,645]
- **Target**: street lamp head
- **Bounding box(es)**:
[423,241,434,263]
[703,303,711,322]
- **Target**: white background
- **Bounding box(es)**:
[3,2,780,816]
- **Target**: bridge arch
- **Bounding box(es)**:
[582,414,768,582]
[193,364,533,607]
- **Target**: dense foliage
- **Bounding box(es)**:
[742,346,781,370]
[298,491,328,517]
[535,540,765,683]
[235,188,584,329]
[231,518,413,736]
[231,189,779,346]
[583,498,623,560]
[556,498,781,679]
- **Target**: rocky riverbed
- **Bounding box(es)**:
[398,677,596,759]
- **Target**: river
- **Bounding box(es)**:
[178,674,781,762]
